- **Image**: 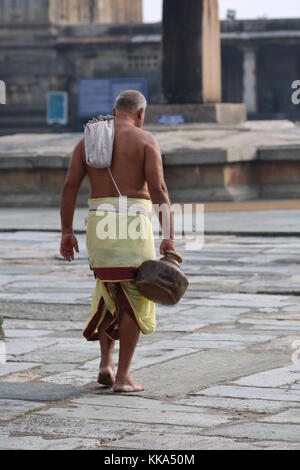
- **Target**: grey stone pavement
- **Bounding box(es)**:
[0,208,300,450]
[1,205,300,235]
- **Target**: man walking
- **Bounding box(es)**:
[60,91,174,393]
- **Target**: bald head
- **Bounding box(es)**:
[115,90,147,114]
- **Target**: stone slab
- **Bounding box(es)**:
[41,345,198,386]
[2,410,219,443]
[1,207,300,235]
[132,349,289,398]
[155,332,273,352]
[196,385,300,402]
[0,362,40,379]
[175,396,295,415]
[4,329,51,339]
[238,319,300,331]
[0,382,89,402]
[19,338,99,364]
[205,422,300,444]
[194,293,291,308]
[0,399,45,421]
[0,434,101,451]
[262,409,300,424]
[43,401,231,428]
[234,366,300,388]
[0,302,91,322]
[6,338,57,357]
[103,432,258,451]
[3,319,84,331]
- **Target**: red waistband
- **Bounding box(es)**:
[93,267,138,282]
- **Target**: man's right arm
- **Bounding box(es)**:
[60,139,87,262]
[144,135,175,254]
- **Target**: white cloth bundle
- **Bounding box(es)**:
[84,118,115,169]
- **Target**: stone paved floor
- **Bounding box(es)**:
[1,204,300,234]
[0,227,300,450]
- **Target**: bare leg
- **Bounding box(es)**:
[98,327,115,386]
[114,311,144,393]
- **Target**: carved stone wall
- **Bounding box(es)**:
[49,0,93,24]
[0,0,49,24]
[0,0,142,25]
[49,0,142,24]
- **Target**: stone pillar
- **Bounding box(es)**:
[243,48,258,114]
[94,0,112,23]
[162,0,222,104]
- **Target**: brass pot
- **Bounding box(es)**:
[136,251,189,306]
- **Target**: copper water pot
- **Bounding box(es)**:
[136,251,189,306]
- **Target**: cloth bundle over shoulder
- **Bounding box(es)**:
[84,116,115,169]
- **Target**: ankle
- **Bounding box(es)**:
[115,372,131,382]
[100,362,114,371]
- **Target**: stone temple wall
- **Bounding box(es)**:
[0,0,143,25]
[0,0,49,24]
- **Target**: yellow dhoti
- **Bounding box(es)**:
[83,197,156,341]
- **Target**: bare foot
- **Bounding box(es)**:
[98,367,115,387]
[113,376,144,393]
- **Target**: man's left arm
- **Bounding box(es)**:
[60,140,87,262]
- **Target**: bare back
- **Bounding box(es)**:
[85,121,152,200]
[61,93,175,266]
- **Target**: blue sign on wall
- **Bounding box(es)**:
[47,92,68,125]
[158,115,186,125]
[77,78,148,119]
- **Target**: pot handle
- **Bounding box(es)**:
[163,250,183,265]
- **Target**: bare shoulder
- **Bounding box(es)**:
[73,138,84,154]
[73,138,86,164]
[138,128,160,150]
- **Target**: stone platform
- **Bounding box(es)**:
[0,208,300,449]
[0,120,300,206]
[146,103,247,125]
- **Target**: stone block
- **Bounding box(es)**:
[0,382,89,402]
[163,149,228,166]
[203,165,224,186]
[0,434,100,451]
[0,399,45,421]
[0,171,40,193]
[255,162,300,184]
[259,146,300,162]
[224,163,255,187]
[41,171,66,192]
[146,104,247,125]
[205,422,300,444]
[165,166,202,190]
